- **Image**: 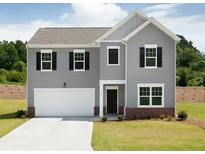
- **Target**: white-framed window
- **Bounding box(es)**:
[74,49,85,71]
[137,83,164,107]
[107,46,120,65]
[41,49,52,71]
[145,44,157,68]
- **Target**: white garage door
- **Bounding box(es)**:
[34,88,95,116]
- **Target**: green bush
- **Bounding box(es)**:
[177,111,188,121]
[0,75,7,83]
[0,68,8,75]
[167,115,173,121]
[101,116,107,122]
[0,69,8,83]
[6,71,25,82]
[13,61,26,72]
[188,77,203,86]
[16,110,26,118]
[117,115,124,121]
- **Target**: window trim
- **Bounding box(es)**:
[137,83,164,108]
[144,44,157,69]
[41,49,52,72]
[107,46,120,66]
[73,49,85,71]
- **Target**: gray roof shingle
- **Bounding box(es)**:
[28,27,111,44]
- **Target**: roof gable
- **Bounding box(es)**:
[96,10,149,42]
[122,17,181,42]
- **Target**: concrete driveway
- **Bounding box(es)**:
[0,117,93,151]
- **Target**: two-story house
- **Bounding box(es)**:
[27,10,180,119]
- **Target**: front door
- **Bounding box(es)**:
[107,89,117,114]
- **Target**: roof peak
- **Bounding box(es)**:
[43,27,112,29]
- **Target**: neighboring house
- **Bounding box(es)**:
[27,10,180,119]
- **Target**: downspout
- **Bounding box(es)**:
[174,40,176,117]
[122,40,127,116]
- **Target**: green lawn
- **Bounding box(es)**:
[92,120,205,151]
[0,99,28,138]
[177,102,205,121]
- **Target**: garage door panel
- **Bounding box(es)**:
[34,88,95,116]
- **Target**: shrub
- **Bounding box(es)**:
[101,116,107,122]
[117,115,124,121]
[0,75,7,83]
[13,61,26,72]
[167,115,173,121]
[0,68,8,76]
[6,71,25,82]
[188,77,203,86]
[16,110,26,118]
[160,114,166,120]
[177,111,188,121]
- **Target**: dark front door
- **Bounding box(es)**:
[107,89,117,114]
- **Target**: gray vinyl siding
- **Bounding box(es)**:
[100,42,125,80]
[105,15,145,40]
[126,23,175,108]
[28,48,100,107]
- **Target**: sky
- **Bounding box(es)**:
[0,3,205,52]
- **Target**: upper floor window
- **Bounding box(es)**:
[137,83,164,107]
[107,46,120,65]
[41,50,52,71]
[74,49,85,71]
[145,44,157,68]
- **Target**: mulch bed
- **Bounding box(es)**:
[0,84,26,99]
[182,118,205,129]
[177,87,205,103]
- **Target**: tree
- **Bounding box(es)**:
[15,40,26,63]
[0,43,6,68]
[178,69,187,87]
[3,42,18,70]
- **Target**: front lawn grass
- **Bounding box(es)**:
[177,102,205,121]
[92,120,205,151]
[0,99,28,138]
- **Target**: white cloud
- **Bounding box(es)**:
[143,4,205,53]
[0,3,128,42]
[0,19,60,42]
[59,3,128,26]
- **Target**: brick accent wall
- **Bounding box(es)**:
[125,107,175,120]
[94,106,124,115]
[27,106,35,118]
[119,106,124,115]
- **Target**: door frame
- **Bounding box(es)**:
[105,86,119,114]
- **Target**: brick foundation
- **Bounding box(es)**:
[125,107,175,120]
[27,106,35,118]
[119,106,124,115]
[94,106,124,115]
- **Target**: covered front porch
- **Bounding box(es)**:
[99,80,126,117]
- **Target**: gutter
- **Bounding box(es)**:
[122,40,128,116]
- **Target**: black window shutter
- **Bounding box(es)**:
[69,52,74,70]
[52,52,57,70]
[85,52,90,70]
[157,47,162,67]
[36,52,41,70]
[140,47,145,67]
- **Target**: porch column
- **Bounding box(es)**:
[99,82,103,117]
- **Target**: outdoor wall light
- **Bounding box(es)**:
[63,82,67,88]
